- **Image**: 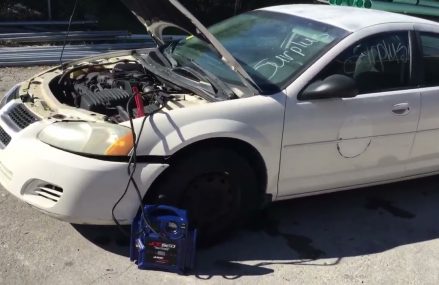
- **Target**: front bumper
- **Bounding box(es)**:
[0,101,168,225]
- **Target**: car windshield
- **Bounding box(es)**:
[170,10,349,94]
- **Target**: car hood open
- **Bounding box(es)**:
[121,0,261,94]
[121,0,199,43]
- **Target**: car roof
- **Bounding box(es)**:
[260,4,438,32]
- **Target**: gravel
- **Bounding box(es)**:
[0,66,49,92]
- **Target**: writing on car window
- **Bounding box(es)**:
[343,39,409,75]
[172,11,349,93]
[254,33,332,80]
[314,32,411,94]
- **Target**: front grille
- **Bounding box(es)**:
[33,184,63,203]
[3,104,39,130]
[0,126,11,148]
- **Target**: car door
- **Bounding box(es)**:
[407,26,439,174]
[278,30,421,197]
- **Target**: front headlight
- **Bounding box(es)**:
[0,83,21,108]
[38,122,134,156]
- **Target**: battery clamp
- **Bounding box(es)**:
[130,205,197,274]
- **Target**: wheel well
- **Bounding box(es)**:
[148,138,268,200]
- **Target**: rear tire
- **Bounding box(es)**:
[145,147,260,243]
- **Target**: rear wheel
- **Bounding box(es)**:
[145,147,261,243]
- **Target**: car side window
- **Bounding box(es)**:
[315,32,411,94]
[420,32,439,87]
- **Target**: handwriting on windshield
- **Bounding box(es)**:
[344,40,408,74]
[254,34,330,80]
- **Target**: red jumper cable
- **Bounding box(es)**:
[131,86,145,118]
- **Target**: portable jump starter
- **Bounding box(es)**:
[130,205,197,274]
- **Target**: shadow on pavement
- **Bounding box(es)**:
[73,174,439,278]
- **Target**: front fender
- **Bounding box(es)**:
[148,118,270,156]
[130,93,286,200]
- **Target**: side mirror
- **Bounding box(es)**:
[298,74,358,100]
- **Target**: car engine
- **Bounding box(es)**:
[51,61,183,123]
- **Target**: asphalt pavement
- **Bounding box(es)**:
[1,67,439,284]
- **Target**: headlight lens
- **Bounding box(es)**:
[38,122,134,156]
[1,83,21,108]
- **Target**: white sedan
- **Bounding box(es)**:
[1,1,439,240]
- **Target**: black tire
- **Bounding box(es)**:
[145,147,261,243]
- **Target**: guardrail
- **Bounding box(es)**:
[0,35,183,67]
[0,20,99,26]
[0,31,138,44]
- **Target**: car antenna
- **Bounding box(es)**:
[59,0,79,70]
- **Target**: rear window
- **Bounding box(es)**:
[420,32,439,87]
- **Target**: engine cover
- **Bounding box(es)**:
[75,85,131,114]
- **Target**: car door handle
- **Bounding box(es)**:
[392,103,410,115]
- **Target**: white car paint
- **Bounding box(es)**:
[279,23,421,197]
[0,103,168,224]
[407,24,439,173]
[1,5,439,225]
[127,93,286,198]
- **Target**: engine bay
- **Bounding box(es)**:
[50,60,199,123]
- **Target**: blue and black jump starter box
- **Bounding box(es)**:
[130,205,197,274]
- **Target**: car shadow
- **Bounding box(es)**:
[72,174,439,278]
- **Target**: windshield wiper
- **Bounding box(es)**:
[172,51,237,99]
[161,40,179,68]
